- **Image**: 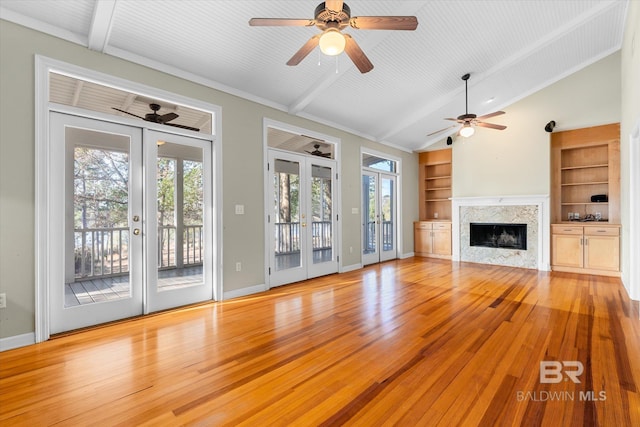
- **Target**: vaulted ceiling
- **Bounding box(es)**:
[0,0,628,152]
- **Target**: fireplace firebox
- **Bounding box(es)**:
[470,223,527,250]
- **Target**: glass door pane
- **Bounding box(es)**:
[156,142,204,291]
[273,158,302,272]
[380,175,397,261]
[311,164,333,265]
[362,172,379,265]
[67,140,132,306]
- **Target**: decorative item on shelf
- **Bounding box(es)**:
[591,194,608,202]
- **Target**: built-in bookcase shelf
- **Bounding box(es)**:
[550,123,620,224]
[419,149,452,221]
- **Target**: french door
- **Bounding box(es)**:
[362,171,397,265]
[49,113,213,333]
[267,150,338,287]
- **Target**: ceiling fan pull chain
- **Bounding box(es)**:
[335,55,339,74]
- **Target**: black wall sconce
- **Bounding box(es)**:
[446,136,453,145]
[545,120,556,133]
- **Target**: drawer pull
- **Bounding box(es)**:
[563,229,573,232]
[596,230,607,233]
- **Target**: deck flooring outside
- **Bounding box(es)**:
[64,266,203,307]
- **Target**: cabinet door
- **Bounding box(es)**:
[552,234,583,268]
[432,229,452,256]
[584,236,619,271]
[414,225,433,255]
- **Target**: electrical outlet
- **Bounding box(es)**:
[235,262,242,272]
[0,293,6,309]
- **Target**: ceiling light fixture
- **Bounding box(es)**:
[319,29,346,56]
[459,123,475,138]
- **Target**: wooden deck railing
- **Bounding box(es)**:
[74,225,203,279]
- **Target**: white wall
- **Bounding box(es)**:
[453,52,621,198]
[620,0,640,300]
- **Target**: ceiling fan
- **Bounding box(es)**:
[249,1,418,73]
[112,103,200,132]
[428,73,506,138]
[306,143,332,157]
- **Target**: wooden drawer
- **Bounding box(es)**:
[414,222,432,230]
[433,222,451,230]
[584,226,619,236]
[551,225,583,235]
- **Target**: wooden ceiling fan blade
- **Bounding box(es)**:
[165,123,200,132]
[476,122,507,130]
[112,107,144,119]
[343,34,373,73]
[476,110,505,121]
[426,125,457,137]
[159,112,179,123]
[350,16,418,30]
[325,0,344,13]
[444,117,462,122]
[287,35,321,66]
[249,18,315,27]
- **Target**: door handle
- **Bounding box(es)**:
[133,228,141,236]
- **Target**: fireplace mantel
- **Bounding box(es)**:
[451,195,550,271]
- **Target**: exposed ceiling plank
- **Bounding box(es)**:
[71,80,84,106]
[88,0,117,52]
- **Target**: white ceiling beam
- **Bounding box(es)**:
[88,0,117,52]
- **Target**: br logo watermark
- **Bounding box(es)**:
[539,361,583,383]
[515,361,606,402]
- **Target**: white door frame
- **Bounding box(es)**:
[144,130,215,313]
[360,148,401,265]
[629,118,640,303]
[48,112,145,333]
[262,119,342,288]
[35,56,222,342]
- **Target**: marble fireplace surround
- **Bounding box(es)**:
[451,195,551,271]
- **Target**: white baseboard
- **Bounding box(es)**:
[341,263,362,273]
[223,283,268,300]
[0,332,35,352]
[399,252,415,259]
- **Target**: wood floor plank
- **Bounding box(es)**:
[1,258,639,426]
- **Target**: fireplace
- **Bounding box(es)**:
[451,195,549,271]
[470,223,527,250]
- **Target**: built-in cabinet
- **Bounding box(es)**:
[551,224,620,275]
[550,123,620,276]
[414,221,452,259]
[415,148,452,258]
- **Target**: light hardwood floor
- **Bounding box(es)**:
[1,258,639,426]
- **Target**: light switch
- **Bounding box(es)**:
[351,207,359,214]
[235,204,245,215]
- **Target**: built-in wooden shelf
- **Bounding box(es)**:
[419,149,452,221]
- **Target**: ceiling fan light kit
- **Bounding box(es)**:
[428,73,507,139]
[459,123,475,138]
[319,29,346,56]
[249,1,418,74]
